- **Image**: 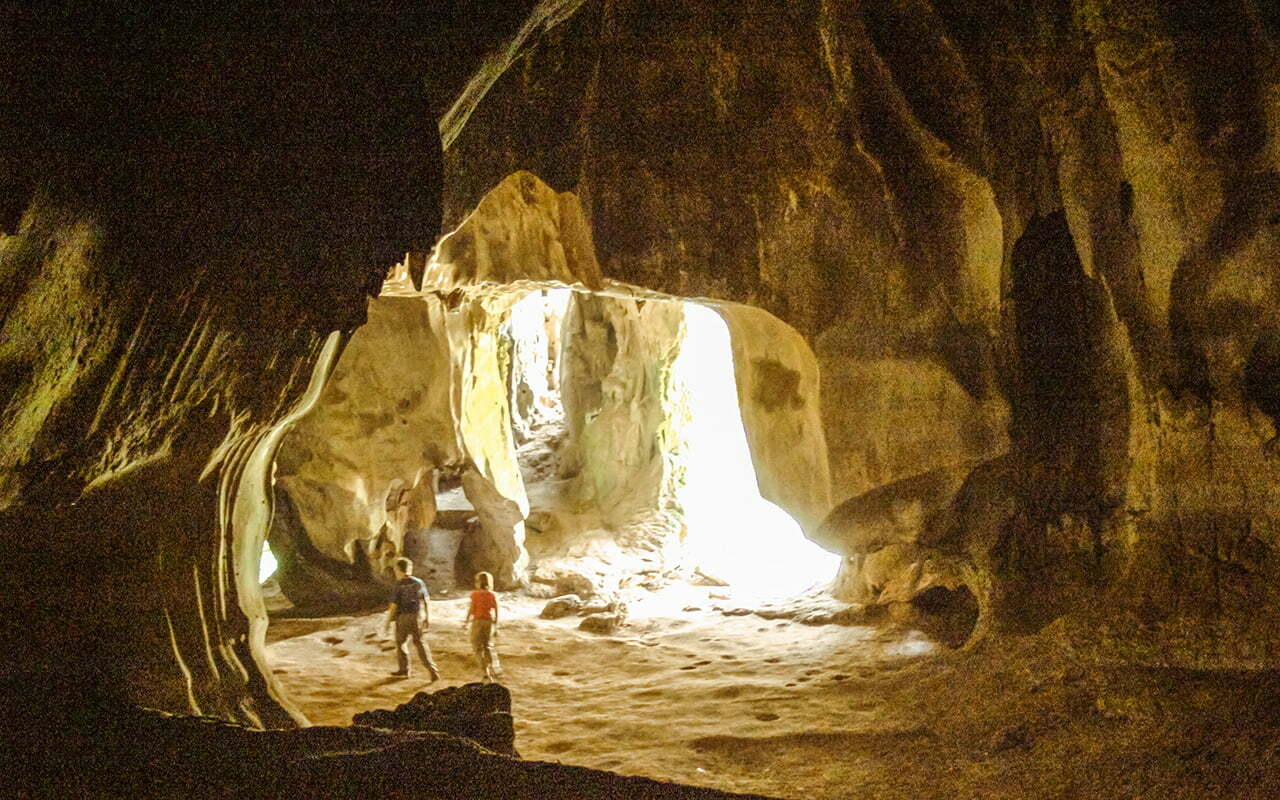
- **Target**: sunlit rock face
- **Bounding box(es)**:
[274,172,834,606]
[445,1,1280,661]
[269,296,455,608]
[424,170,603,290]
[270,291,533,602]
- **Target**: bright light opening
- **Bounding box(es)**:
[670,303,836,601]
[260,542,278,583]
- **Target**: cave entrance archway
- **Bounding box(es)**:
[249,172,841,750]
[491,286,837,608]
[259,277,837,617]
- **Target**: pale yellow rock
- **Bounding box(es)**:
[715,301,831,531]
[423,171,603,290]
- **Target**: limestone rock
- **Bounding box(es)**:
[579,613,625,635]
[579,597,623,617]
[522,582,561,600]
[540,594,584,619]
[817,463,977,605]
[0,12,447,723]
[528,564,600,598]
[353,682,518,756]
[424,170,603,291]
[718,302,833,531]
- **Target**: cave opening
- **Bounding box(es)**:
[253,272,902,779]
[210,170,989,794]
[260,281,837,618]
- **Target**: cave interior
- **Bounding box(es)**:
[6,3,1280,798]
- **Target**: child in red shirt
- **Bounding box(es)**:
[465,571,502,682]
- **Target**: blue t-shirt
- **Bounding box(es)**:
[390,576,429,615]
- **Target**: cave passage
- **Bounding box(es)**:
[262,283,836,614]
[669,301,836,601]
[256,279,892,789]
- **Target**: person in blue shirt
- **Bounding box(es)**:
[383,556,441,681]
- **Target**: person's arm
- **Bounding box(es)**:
[383,602,397,634]
[492,595,499,635]
[419,585,430,629]
[463,594,472,628]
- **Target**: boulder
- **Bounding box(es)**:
[579,597,625,616]
[578,613,625,635]
[528,564,599,598]
[352,682,518,756]
[539,595,584,619]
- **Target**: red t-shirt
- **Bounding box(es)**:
[469,590,498,621]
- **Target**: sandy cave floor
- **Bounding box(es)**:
[266,589,1280,800]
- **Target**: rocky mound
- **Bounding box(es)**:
[353,682,518,756]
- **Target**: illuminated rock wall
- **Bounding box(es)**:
[274,173,833,603]
[444,0,1280,662]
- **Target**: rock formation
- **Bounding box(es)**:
[352,682,519,757]
[442,0,1280,664]
[271,171,833,609]
[0,9,449,726]
[5,1,1280,796]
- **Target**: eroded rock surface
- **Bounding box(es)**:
[442,0,1280,665]
[274,172,833,610]
[0,11,448,724]
[353,682,518,756]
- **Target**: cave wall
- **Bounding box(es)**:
[6,0,1280,744]
[442,0,1280,660]
[556,292,686,538]
[270,170,616,606]
[716,302,832,532]
[275,171,834,603]
[270,296,456,609]
[0,10,457,723]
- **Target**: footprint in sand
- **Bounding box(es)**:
[543,740,575,754]
[552,669,572,677]
[332,649,349,658]
[831,674,850,681]
[379,645,395,652]
[692,660,712,666]
[719,655,735,660]
[754,712,780,722]
[322,636,343,645]
[763,657,781,664]
[679,664,698,671]
[785,682,798,687]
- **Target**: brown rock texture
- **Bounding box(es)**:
[352,682,519,756]
[273,172,833,607]
[443,0,1280,664]
[0,11,451,724]
[4,1,1280,796]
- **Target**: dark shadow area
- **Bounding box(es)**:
[909,585,979,649]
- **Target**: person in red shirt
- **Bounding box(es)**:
[465,571,502,682]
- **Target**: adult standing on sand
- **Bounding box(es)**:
[384,557,441,681]
[465,571,502,682]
